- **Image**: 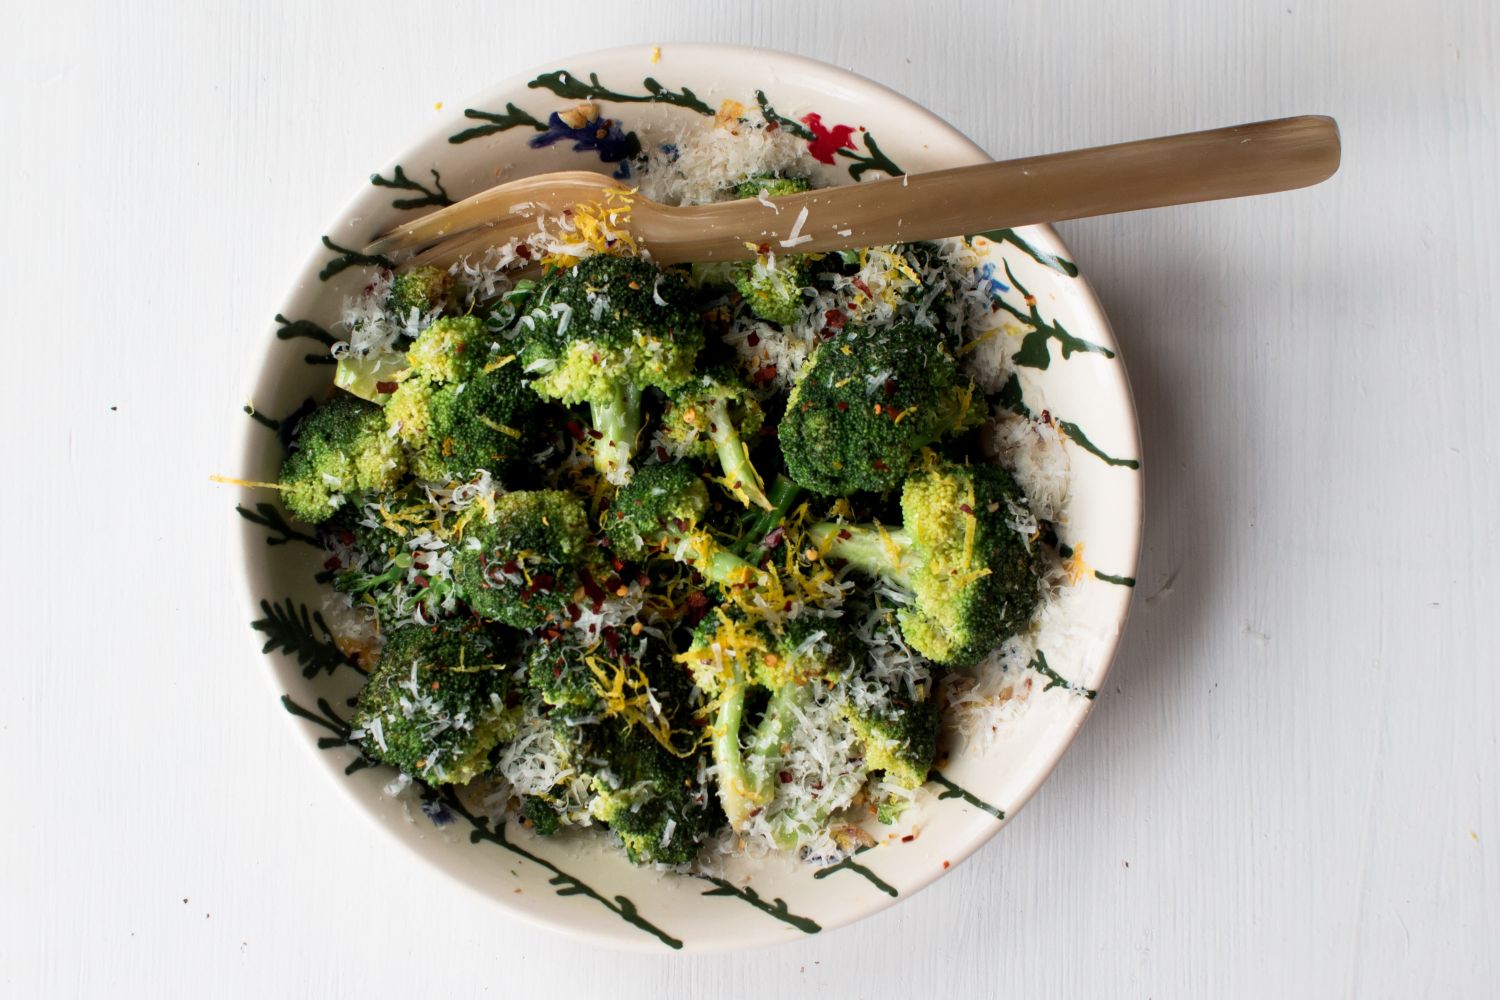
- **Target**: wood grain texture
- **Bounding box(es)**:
[1,0,1495,996]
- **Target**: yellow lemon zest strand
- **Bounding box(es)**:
[210,474,283,490]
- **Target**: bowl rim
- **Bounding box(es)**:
[236,41,1142,951]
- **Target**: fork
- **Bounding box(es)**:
[365,115,1339,267]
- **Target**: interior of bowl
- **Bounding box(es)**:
[235,43,1141,952]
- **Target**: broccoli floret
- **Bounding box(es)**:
[351,623,520,785]
[602,463,761,588]
[589,724,715,866]
[278,394,406,523]
[809,461,1043,667]
[521,794,563,836]
[525,639,603,714]
[404,314,489,384]
[324,494,459,627]
[387,368,536,483]
[779,323,984,495]
[679,613,859,835]
[845,696,940,789]
[519,254,705,483]
[382,316,536,482]
[387,265,455,319]
[659,367,771,509]
[452,490,597,629]
[734,174,811,199]
[732,253,813,326]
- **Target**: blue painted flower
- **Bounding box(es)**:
[978,261,1010,296]
[420,796,454,828]
[529,107,641,179]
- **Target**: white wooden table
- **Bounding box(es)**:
[4,0,1496,995]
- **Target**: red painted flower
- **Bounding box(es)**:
[799,112,858,164]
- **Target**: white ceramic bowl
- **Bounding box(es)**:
[236,43,1141,952]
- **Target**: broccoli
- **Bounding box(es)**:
[519,254,705,484]
[845,696,940,789]
[602,463,762,588]
[659,367,772,509]
[350,623,520,785]
[278,394,406,523]
[324,494,458,627]
[779,323,984,495]
[734,174,812,200]
[808,460,1042,667]
[451,489,597,629]
[733,253,813,326]
[520,637,718,865]
[384,315,536,482]
[387,265,455,319]
[679,613,859,834]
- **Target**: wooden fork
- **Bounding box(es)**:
[365,115,1339,267]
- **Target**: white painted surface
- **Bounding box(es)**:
[2,0,1495,995]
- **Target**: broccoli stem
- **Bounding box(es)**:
[589,385,644,485]
[704,399,772,510]
[735,474,804,560]
[808,522,916,588]
[743,682,813,803]
[664,531,764,588]
[712,680,759,828]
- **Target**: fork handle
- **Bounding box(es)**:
[648,115,1340,262]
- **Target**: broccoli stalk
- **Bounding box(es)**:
[807,460,1043,667]
[660,368,771,509]
[681,615,860,837]
[603,463,762,588]
[588,383,645,490]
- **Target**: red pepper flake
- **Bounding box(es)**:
[322,556,341,571]
[336,530,355,546]
[765,120,779,133]
[683,590,710,625]
[1039,409,1053,425]
[763,525,786,550]
[375,380,398,394]
[414,575,430,589]
[757,242,771,255]
[656,446,669,462]
[610,556,625,572]
[578,566,606,605]
[872,458,889,472]
[635,573,652,588]
[824,309,846,330]
[564,420,586,442]
[882,379,897,396]
[835,400,849,412]
[873,403,883,416]
[750,364,778,385]
[591,352,601,364]
[779,771,792,783]
[564,601,581,621]
[601,628,621,656]
[901,834,915,843]
[588,428,604,440]
[746,332,760,347]
[539,626,562,642]
[1024,294,1036,307]
[959,503,973,515]
[515,243,532,260]
[942,860,950,869]
[502,560,520,575]
[851,277,872,297]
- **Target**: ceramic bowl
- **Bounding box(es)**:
[235,43,1141,952]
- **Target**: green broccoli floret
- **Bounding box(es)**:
[809,461,1042,667]
[452,490,597,629]
[382,316,536,482]
[734,174,811,199]
[588,723,715,866]
[779,322,984,495]
[521,794,563,836]
[602,463,762,588]
[387,265,455,318]
[845,696,940,789]
[278,394,406,523]
[732,253,812,326]
[519,254,705,483]
[324,493,459,627]
[659,367,771,509]
[679,613,859,837]
[350,623,520,785]
[525,639,603,714]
